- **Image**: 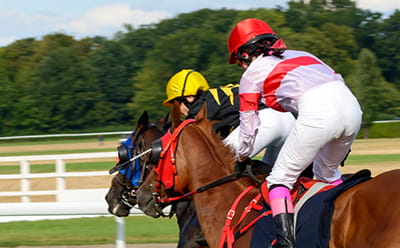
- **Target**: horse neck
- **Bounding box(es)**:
[177,123,235,190]
[177,124,257,248]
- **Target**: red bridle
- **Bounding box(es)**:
[151,119,243,204]
[153,119,195,203]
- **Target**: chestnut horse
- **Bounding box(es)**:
[136,103,400,248]
[104,111,208,248]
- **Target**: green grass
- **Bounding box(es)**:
[254,153,400,165]
[0,161,114,174]
[345,154,400,164]
[0,216,178,247]
[0,136,121,146]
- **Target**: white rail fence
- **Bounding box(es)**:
[0,152,140,248]
[0,152,115,203]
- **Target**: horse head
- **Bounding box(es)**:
[105,111,170,217]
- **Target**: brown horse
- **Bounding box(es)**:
[105,111,168,217]
[136,103,400,248]
[104,111,208,248]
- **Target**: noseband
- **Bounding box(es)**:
[109,122,166,210]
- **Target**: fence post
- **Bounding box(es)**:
[56,159,66,202]
[115,216,126,248]
[20,160,30,203]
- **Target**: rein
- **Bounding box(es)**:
[152,119,255,204]
[151,118,248,204]
[110,148,152,209]
[109,148,152,174]
[156,171,243,204]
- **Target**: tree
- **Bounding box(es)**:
[87,38,136,124]
[0,38,43,135]
[319,23,358,76]
[128,9,242,120]
[0,7,398,136]
[371,10,400,86]
[0,67,13,134]
[27,34,106,132]
[352,49,384,138]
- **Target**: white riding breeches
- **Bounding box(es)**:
[224,108,295,165]
[266,82,362,189]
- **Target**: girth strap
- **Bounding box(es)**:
[218,186,271,248]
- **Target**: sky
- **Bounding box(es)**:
[0,0,399,47]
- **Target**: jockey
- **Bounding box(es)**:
[228,18,362,248]
[163,69,296,166]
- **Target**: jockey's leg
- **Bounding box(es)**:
[267,185,295,248]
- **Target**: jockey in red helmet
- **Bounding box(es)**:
[228,18,362,248]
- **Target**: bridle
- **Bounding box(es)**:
[143,121,265,217]
[144,121,240,210]
[132,123,165,185]
[109,123,166,209]
[114,173,136,208]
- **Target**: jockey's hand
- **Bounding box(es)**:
[234,157,251,173]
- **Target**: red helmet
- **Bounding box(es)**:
[228,18,277,64]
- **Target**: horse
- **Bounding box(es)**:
[104,111,208,248]
[105,110,168,217]
[136,102,400,248]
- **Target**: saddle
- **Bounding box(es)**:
[250,170,371,248]
[220,169,372,248]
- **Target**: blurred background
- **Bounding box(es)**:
[0,0,399,247]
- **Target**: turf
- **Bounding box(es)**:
[0,216,178,247]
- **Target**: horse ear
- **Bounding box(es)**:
[135,111,149,132]
[195,102,207,121]
[158,112,171,132]
[171,101,182,130]
[159,112,169,124]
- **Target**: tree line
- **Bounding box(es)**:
[0,0,399,136]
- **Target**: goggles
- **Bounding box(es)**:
[169,96,194,108]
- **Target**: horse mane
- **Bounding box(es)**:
[169,101,235,169]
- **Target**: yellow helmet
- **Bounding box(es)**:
[162,69,210,106]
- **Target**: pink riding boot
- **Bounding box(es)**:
[267,185,296,248]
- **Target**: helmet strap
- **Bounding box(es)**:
[237,37,286,66]
[237,52,252,67]
[180,70,195,97]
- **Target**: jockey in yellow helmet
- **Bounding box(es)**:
[163,68,297,166]
[163,69,210,106]
[163,69,240,138]
[163,68,301,248]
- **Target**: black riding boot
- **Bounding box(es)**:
[271,213,296,248]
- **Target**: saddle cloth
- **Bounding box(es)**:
[250,169,371,248]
